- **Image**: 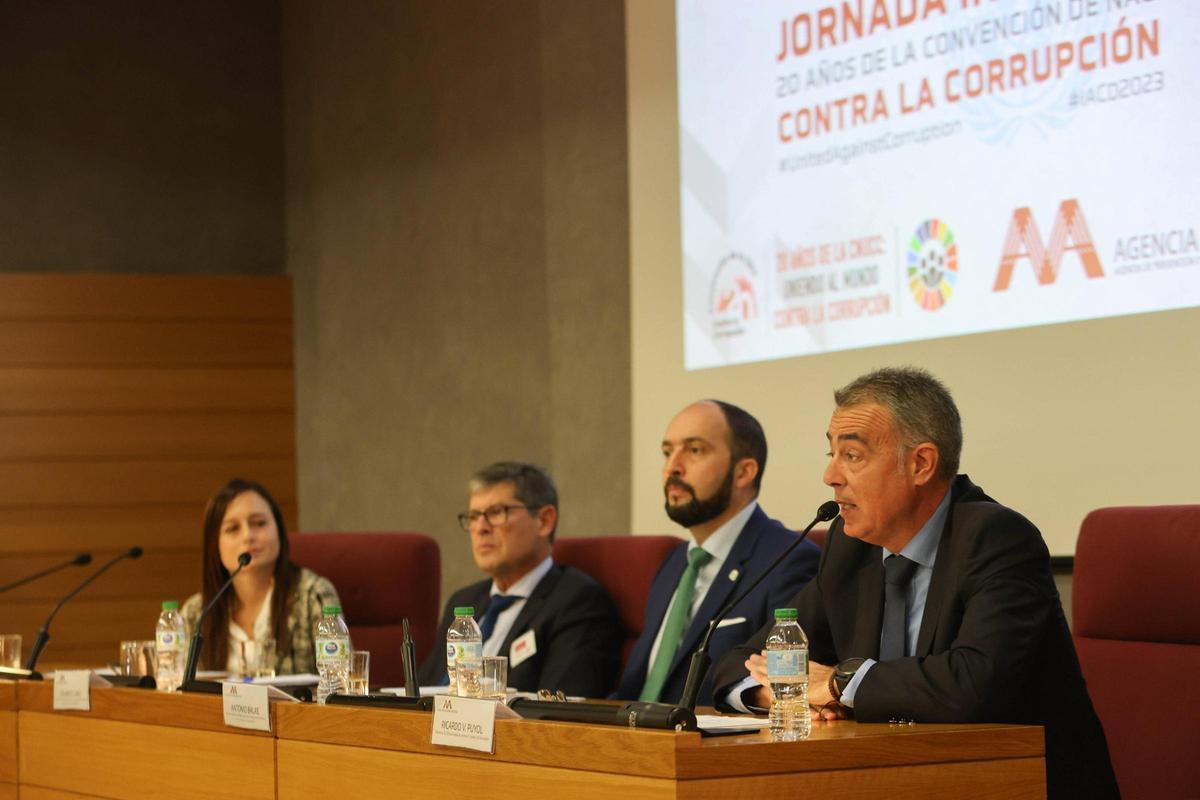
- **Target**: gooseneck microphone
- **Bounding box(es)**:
[181,551,251,689]
[676,500,840,712]
[0,553,92,594]
[24,547,143,672]
[401,617,419,698]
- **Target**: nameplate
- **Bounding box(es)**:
[53,670,93,711]
[222,682,272,731]
[430,695,519,753]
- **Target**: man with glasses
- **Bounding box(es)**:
[418,461,622,697]
[614,400,820,706]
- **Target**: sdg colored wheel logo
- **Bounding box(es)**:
[906,219,957,311]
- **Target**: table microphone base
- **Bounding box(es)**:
[508,698,698,732]
[0,666,41,681]
[106,674,156,689]
[325,693,433,711]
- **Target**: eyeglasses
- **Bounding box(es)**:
[457,504,539,532]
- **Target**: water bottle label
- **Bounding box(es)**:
[445,642,457,667]
[315,638,348,661]
[453,641,482,663]
[156,630,185,652]
[767,649,807,679]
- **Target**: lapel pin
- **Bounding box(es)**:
[728,568,740,582]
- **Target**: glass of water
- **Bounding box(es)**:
[481,656,507,701]
[0,634,21,669]
[239,638,277,680]
[118,640,156,676]
[347,650,370,695]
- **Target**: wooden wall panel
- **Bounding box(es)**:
[0,503,297,555]
[0,367,293,412]
[0,413,294,461]
[0,275,291,320]
[0,273,295,669]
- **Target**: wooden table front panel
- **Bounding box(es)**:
[19,712,274,800]
[277,738,674,800]
[0,681,15,796]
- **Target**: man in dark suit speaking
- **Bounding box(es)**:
[419,461,621,697]
[615,400,820,706]
[713,368,1118,799]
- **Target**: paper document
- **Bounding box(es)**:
[696,714,770,734]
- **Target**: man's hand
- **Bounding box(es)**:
[743,652,851,720]
[807,661,850,720]
[743,652,772,708]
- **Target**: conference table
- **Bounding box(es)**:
[1,679,1046,799]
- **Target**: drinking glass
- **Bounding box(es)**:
[347,650,370,695]
[239,638,277,680]
[481,656,508,701]
[118,640,156,676]
[0,634,21,669]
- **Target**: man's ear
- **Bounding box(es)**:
[909,442,940,486]
[733,457,759,491]
[537,505,558,538]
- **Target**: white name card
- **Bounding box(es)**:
[430,695,519,753]
[222,682,272,731]
[53,670,93,711]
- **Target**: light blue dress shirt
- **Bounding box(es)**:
[840,487,951,707]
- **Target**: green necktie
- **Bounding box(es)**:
[639,547,713,702]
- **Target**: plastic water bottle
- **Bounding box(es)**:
[766,607,810,741]
[155,600,188,692]
[314,605,350,704]
[447,606,482,698]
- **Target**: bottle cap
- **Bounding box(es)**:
[773,608,798,619]
[453,606,475,616]
[322,605,342,615]
[161,600,179,610]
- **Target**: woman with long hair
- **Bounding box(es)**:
[181,477,341,674]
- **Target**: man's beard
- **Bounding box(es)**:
[663,468,734,528]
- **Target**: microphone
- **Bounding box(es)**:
[676,500,839,711]
[401,617,419,698]
[181,551,251,691]
[0,553,92,594]
[23,547,143,672]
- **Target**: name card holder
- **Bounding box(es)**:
[430,695,519,754]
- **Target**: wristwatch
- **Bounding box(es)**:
[829,657,866,701]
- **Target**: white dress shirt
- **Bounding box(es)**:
[483,555,554,657]
[644,500,758,672]
[225,584,274,674]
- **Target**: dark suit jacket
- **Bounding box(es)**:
[418,563,621,698]
[713,476,1118,800]
[614,504,820,706]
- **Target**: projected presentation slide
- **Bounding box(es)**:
[678,1,1199,370]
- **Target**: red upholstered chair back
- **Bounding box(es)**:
[290,532,440,688]
[552,535,683,671]
[1072,506,1200,800]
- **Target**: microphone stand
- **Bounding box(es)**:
[324,617,429,710]
[0,553,92,594]
[181,552,251,694]
[402,617,419,698]
[676,500,839,711]
[15,547,144,678]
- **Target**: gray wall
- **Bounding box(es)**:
[283,0,632,600]
[0,1,284,275]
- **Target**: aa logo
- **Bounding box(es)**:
[994,199,1104,290]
